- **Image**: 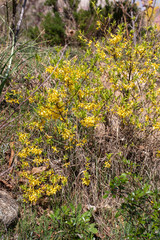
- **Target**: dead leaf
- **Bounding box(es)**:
[0,178,13,189]
[9,142,14,167]
[31,166,47,175]
[18,177,28,184]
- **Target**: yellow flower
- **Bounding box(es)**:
[26,146,43,155]
[46,185,61,195]
[156,150,160,157]
[29,97,34,103]
[63,162,70,168]
[28,192,38,203]
[46,66,54,74]
[22,162,29,167]
[88,40,92,47]
[19,132,30,142]
[60,176,67,185]
[104,161,111,168]
[48,89,59,103]
[52,146,59,153]
[109,34,122,45]
[153,122,160,130]
[82,178,90,186]
[81,170,90,186]
[96,20,101,30]
[18,148,29,158]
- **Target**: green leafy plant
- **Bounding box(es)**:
[50,203,98,239]
[105,172,160,239]
[5,203,98,240]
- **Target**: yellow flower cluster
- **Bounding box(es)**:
[19,133,30,143]
[81,116,98,127]
[104,161,111,168]
[153,122,160,130]
[5,89,23,104]
[109,33,122,45]
[117,105,133,118]
[20,168,67,203]
[81,170,90,186]
[29,121,45,131]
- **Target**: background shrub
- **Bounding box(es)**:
[43,12,65,45]
[27,26,41,41]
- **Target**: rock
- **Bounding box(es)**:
[77,0,90,11]
[77,0,107,12]
[97,0,107,8]
[0,190,19,227]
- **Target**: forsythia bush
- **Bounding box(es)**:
[15,24,160,203]
[17,49,105,202]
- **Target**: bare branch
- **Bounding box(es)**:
[14,0,27,46]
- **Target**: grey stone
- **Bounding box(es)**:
[0,190,19,226]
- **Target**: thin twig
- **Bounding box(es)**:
[0,165,14,177]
